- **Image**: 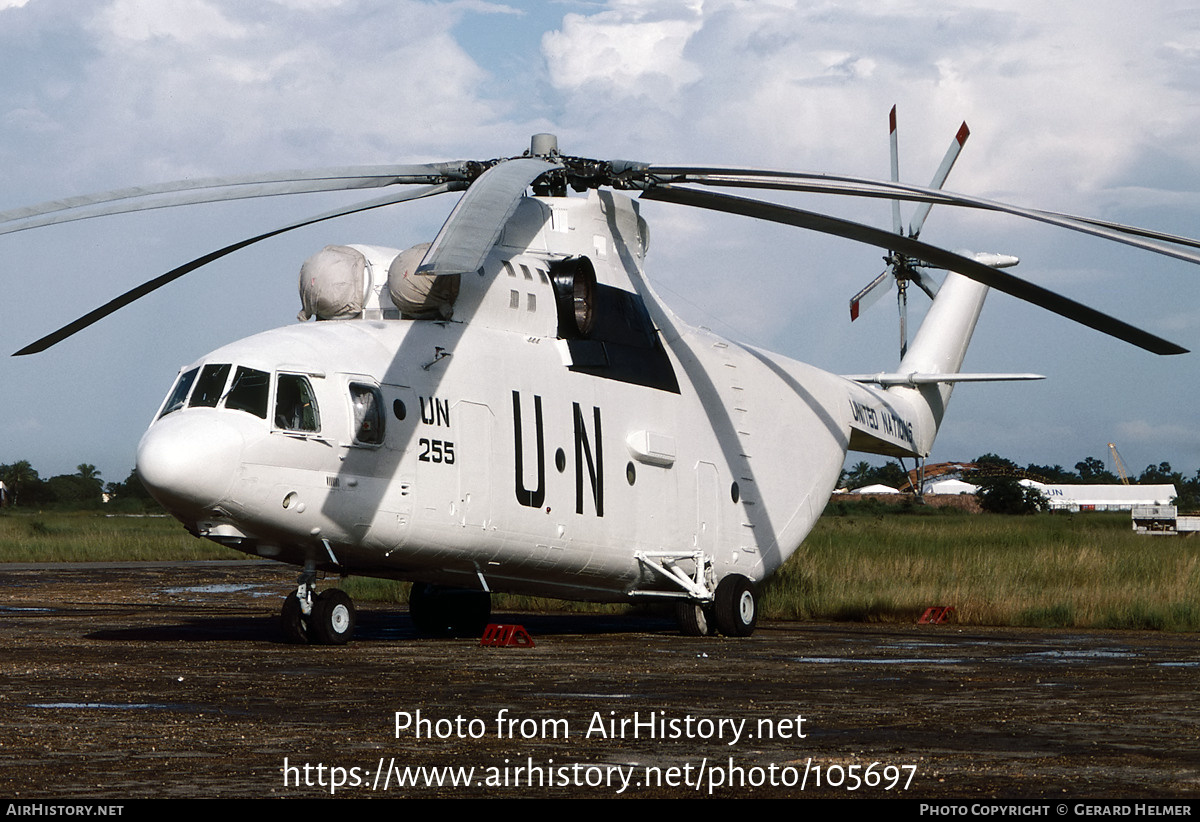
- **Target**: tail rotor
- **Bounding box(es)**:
[849,106,974,357]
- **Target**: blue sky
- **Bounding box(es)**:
[2,0,1199,484]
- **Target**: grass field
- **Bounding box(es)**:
[2,507,1196,630]
[762,508,1199,630]
[0,511,236,563]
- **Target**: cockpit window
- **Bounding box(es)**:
[224,367,270,419]
[189,363,232,408]
[275,374,320,432]
[350,383,384,445]
[159,367,199,418]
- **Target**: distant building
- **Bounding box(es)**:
[924,477,1176,512]
[1030,482,1177,512]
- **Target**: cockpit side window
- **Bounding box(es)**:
[189,363,232,408]
[159,367,199,418]
[224,367,270,419]
[349,383,384,445]
[275,374,320,432]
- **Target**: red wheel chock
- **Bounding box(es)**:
[918,606,956,624]
[480,624,536,647]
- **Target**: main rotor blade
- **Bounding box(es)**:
[909,121,969,238]
[417,158,560,277]
[640,184,1187,355]
[642,167,1200,264]
[14,183,458,356]
[1,163,467,237]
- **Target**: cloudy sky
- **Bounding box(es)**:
[2,0,1199,486]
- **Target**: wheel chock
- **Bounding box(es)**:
[918,606,955,624]
[480,624,535,647]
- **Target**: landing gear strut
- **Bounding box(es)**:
[279,565,357,645]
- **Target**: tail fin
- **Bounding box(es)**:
[844,272,1042,456]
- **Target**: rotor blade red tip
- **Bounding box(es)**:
[850,300,861,321]
[956,122,970,146]
[890,105,897,134]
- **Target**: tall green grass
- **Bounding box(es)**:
[762,510,1200,630]
[0,511,239,562]
[4,508,1197,630]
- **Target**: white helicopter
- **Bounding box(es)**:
[8,119,1197,644]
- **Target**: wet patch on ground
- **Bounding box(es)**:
[0,561,1197,798]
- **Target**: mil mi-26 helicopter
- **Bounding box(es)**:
[8,113,1198,644]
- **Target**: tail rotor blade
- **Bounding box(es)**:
[910,267,941,300]
[850,269,894,321]
[909,121,969,238]
[889,105,902,235]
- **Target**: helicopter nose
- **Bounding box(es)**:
[137,413,243,511]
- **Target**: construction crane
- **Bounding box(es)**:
[1108,443,1132,485]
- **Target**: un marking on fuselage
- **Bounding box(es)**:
[417,396,454,464]
[512,390,603,517]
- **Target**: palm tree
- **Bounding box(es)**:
[1,460,38,507]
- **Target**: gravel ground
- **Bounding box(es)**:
[0,561,1197,799]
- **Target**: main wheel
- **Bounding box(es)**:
[675,601,714,637]
[713,574,757,637]
[451,589,492,638]
[409,583,491,637]
[310,589,356,645]
[408,582,443,636]
[280,591,309,644]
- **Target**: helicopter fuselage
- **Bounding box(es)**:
[135,189,934,608]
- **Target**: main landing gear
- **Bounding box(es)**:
[408,582,491,638]
[280,567,357,645]
[674,573,758,638]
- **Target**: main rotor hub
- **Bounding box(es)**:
[529,133,559,157]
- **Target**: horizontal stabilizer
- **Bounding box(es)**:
[845,372,1045,387]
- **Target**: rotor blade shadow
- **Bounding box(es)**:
[316,160,560,584]
[606,193,850,575]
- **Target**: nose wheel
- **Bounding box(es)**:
[279,569,357,645]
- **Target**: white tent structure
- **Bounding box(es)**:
[926,478,979,495]
[850,484,901,495]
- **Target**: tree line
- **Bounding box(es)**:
[0,461,152,509]
[841,453,1200,510]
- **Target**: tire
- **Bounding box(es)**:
[713,574,757,637]
[409,583,491,638]
[280,591,309,644]
[675,601,714,637]
[408,582,442,636]
[453,590,492,638]
[310,589,356,645]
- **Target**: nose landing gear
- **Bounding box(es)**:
[279,566,357,645]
